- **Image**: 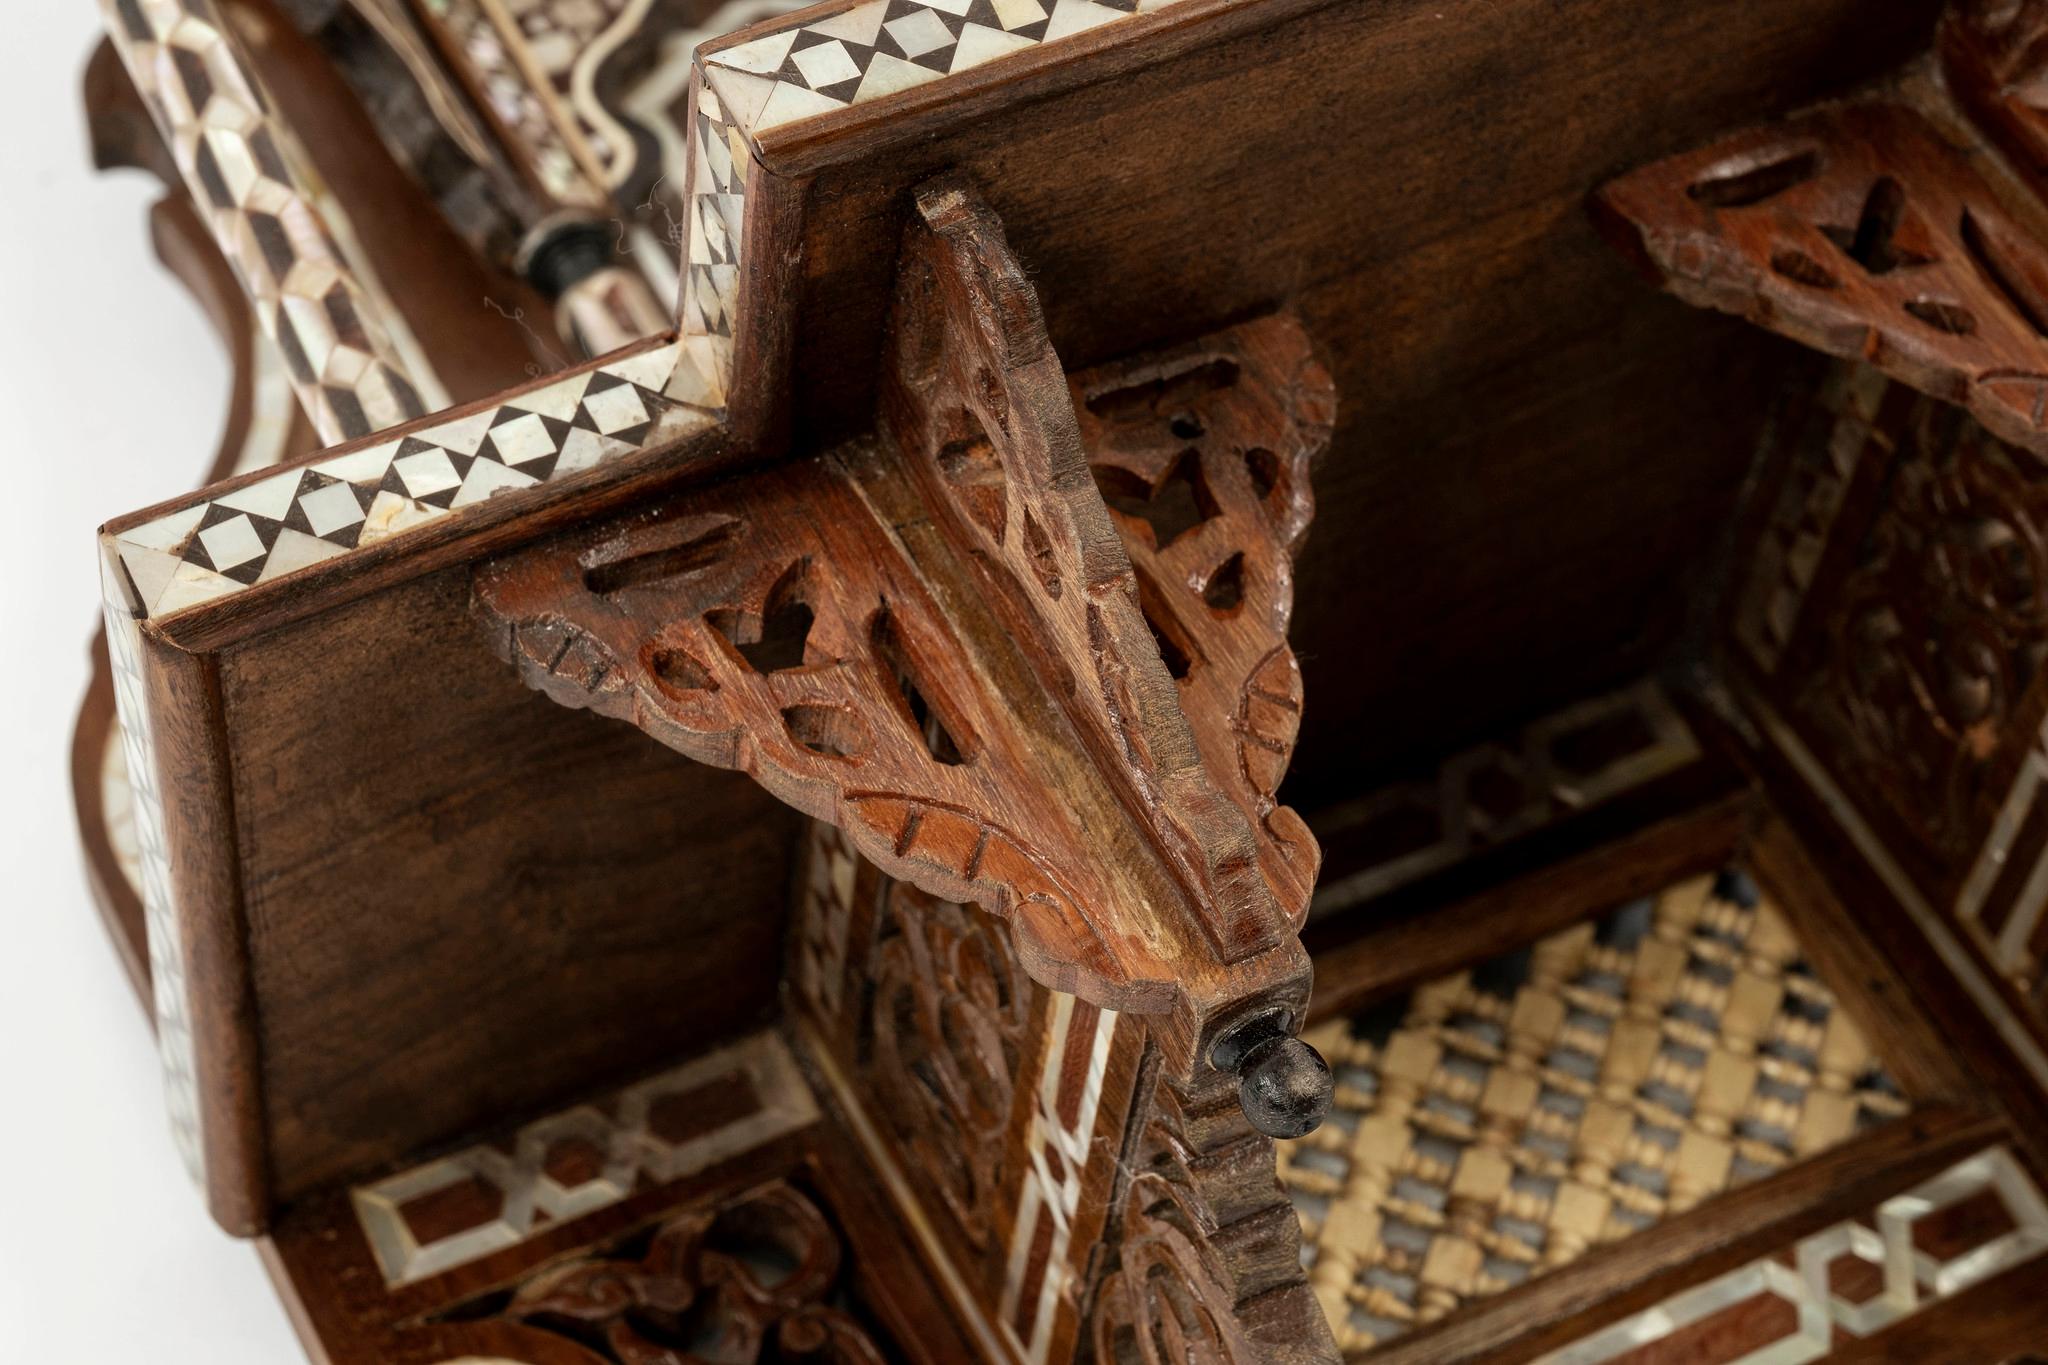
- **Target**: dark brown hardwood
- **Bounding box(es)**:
[72,0,2048,1361]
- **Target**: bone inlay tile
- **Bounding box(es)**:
[1279,870,1912,1355]
[698,0,1191,133]
[668,0,1197,407]
[100,548,204,1183]
[350,1030,819,1287]
[100,0,430,443]
[103,342,702,621]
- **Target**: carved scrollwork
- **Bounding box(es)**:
[1089,1168,1257,1365]
[472,456,1162,1007]
[883,180,1324,966]
[1802,401,2048,865]
[1084,1061,1335,1365]
[865,883,1032,1251]
[476,181,1335,1057]
[430,1181,889,1365]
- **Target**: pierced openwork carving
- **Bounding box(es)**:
[1070,320,1333,929]
[432,1180,890,1364]
[476,179,1335,1095]
[1596,101,2048,458]
[883,182,1320,969]
[476,454,1177,1008]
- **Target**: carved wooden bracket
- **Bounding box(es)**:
[474,178,1337,1127]
[1597,99,2048,458]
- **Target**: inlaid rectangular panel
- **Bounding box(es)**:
[350,1029,817,1286]
[1279,868,1914,1355]
[789,819,1143,1365]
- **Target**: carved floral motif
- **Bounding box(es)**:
[865,883,1032,1251]
[1088,1164,1257,1365]
[1796,397,2048,869]
[440,1182,889,1365]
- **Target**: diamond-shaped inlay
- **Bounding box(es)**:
[104,343,697,622]
[790,36,862,89]
[297,479,367,539]
[197,513,267,573]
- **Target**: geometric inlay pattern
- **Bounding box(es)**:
[414,0,612,208]
[1309,680,1704,919]
[700,0,1190,133]
[101,0,428,443]
[99,549,205,1185]
[1280,869,1912,1354]
[671,0,1194,407]
[350,1029,818,1288]
[1534,1145,2048,1363]
[104,341,693,620]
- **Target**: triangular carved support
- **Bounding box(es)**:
[473,178,1337,1135]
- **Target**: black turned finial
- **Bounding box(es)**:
[1212,1009,1334,1139]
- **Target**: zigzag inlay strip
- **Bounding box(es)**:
[104,342,700,621]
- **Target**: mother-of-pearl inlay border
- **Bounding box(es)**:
[667,0,1198,408]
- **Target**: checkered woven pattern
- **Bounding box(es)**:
[102,0,427,443]
[105,342,687,619]
[1279,870,1911,1355]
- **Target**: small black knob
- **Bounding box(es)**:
[1211,1009,1333,1139]
[1237,1036,1332,1139]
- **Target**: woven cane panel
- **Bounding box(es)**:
[1279,869,1912,1354]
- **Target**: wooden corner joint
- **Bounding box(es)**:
[1593,7,2048,459]
[472,176,1338,1128]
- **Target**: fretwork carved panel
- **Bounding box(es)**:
[1068,319,1332,928]
[790,820,1137,1365]
[476,179,1337,1078]
[790,823,1337,1365]
[1598,25,2048,1022]
[1731,361,2048,1005]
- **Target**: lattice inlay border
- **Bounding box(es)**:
[1280,870,1911,1354]
[665,0,1205,408]
[1535,1145,2048,1363]
[102,341,698,621]
[1309,681,1702,918]
[350,1029,819,1287]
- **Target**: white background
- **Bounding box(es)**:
[0,6,303,1358]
